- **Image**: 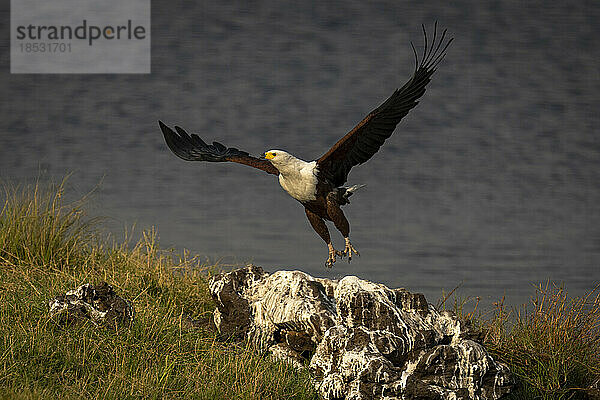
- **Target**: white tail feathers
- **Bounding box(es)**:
[342,184,366,202]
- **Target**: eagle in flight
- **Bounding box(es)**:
[159,24,452,268]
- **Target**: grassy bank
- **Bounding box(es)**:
[1,179,599,399]
[0,180,317,399]
[443,283,600,399]
[480,284,600,400]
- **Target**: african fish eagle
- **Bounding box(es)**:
[159,24,452,268]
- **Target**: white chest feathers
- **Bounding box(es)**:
[277,160,318,202]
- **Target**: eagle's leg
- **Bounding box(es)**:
[326,194,360,262]
[305,207,341,268]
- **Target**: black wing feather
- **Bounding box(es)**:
[159,121,279,175]
[317,23,453,187]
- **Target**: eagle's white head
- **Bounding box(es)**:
[263,150,316,177]
[263,150,293,164]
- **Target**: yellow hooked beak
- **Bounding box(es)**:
[264,152,275,160]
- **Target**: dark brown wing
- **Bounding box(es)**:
[159,121,279,175]
[317,23,452,187]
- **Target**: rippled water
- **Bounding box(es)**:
[1,0,599,310]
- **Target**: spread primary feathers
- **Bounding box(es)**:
[159,23,452,268]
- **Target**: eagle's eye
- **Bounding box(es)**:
[272,152,277,156]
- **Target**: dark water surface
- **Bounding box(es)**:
[1,1,599,310]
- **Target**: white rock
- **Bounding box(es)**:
[209,266,513,400]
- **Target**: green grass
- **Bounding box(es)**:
[482,284,600,400]
[446,284,600,400]
[0,177,101,268]
[0,179,318,399]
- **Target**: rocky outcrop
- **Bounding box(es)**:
[209,265,513,400]
[49,282,134,327]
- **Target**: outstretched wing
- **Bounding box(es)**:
[159,121,279,175]
[317,23,453,187]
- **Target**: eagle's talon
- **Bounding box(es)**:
[342,239,360,263]
[325,253,336,268]
[326,243,343,268]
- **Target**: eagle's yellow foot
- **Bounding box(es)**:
[326,243,342,268]
[342,237,360,263]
